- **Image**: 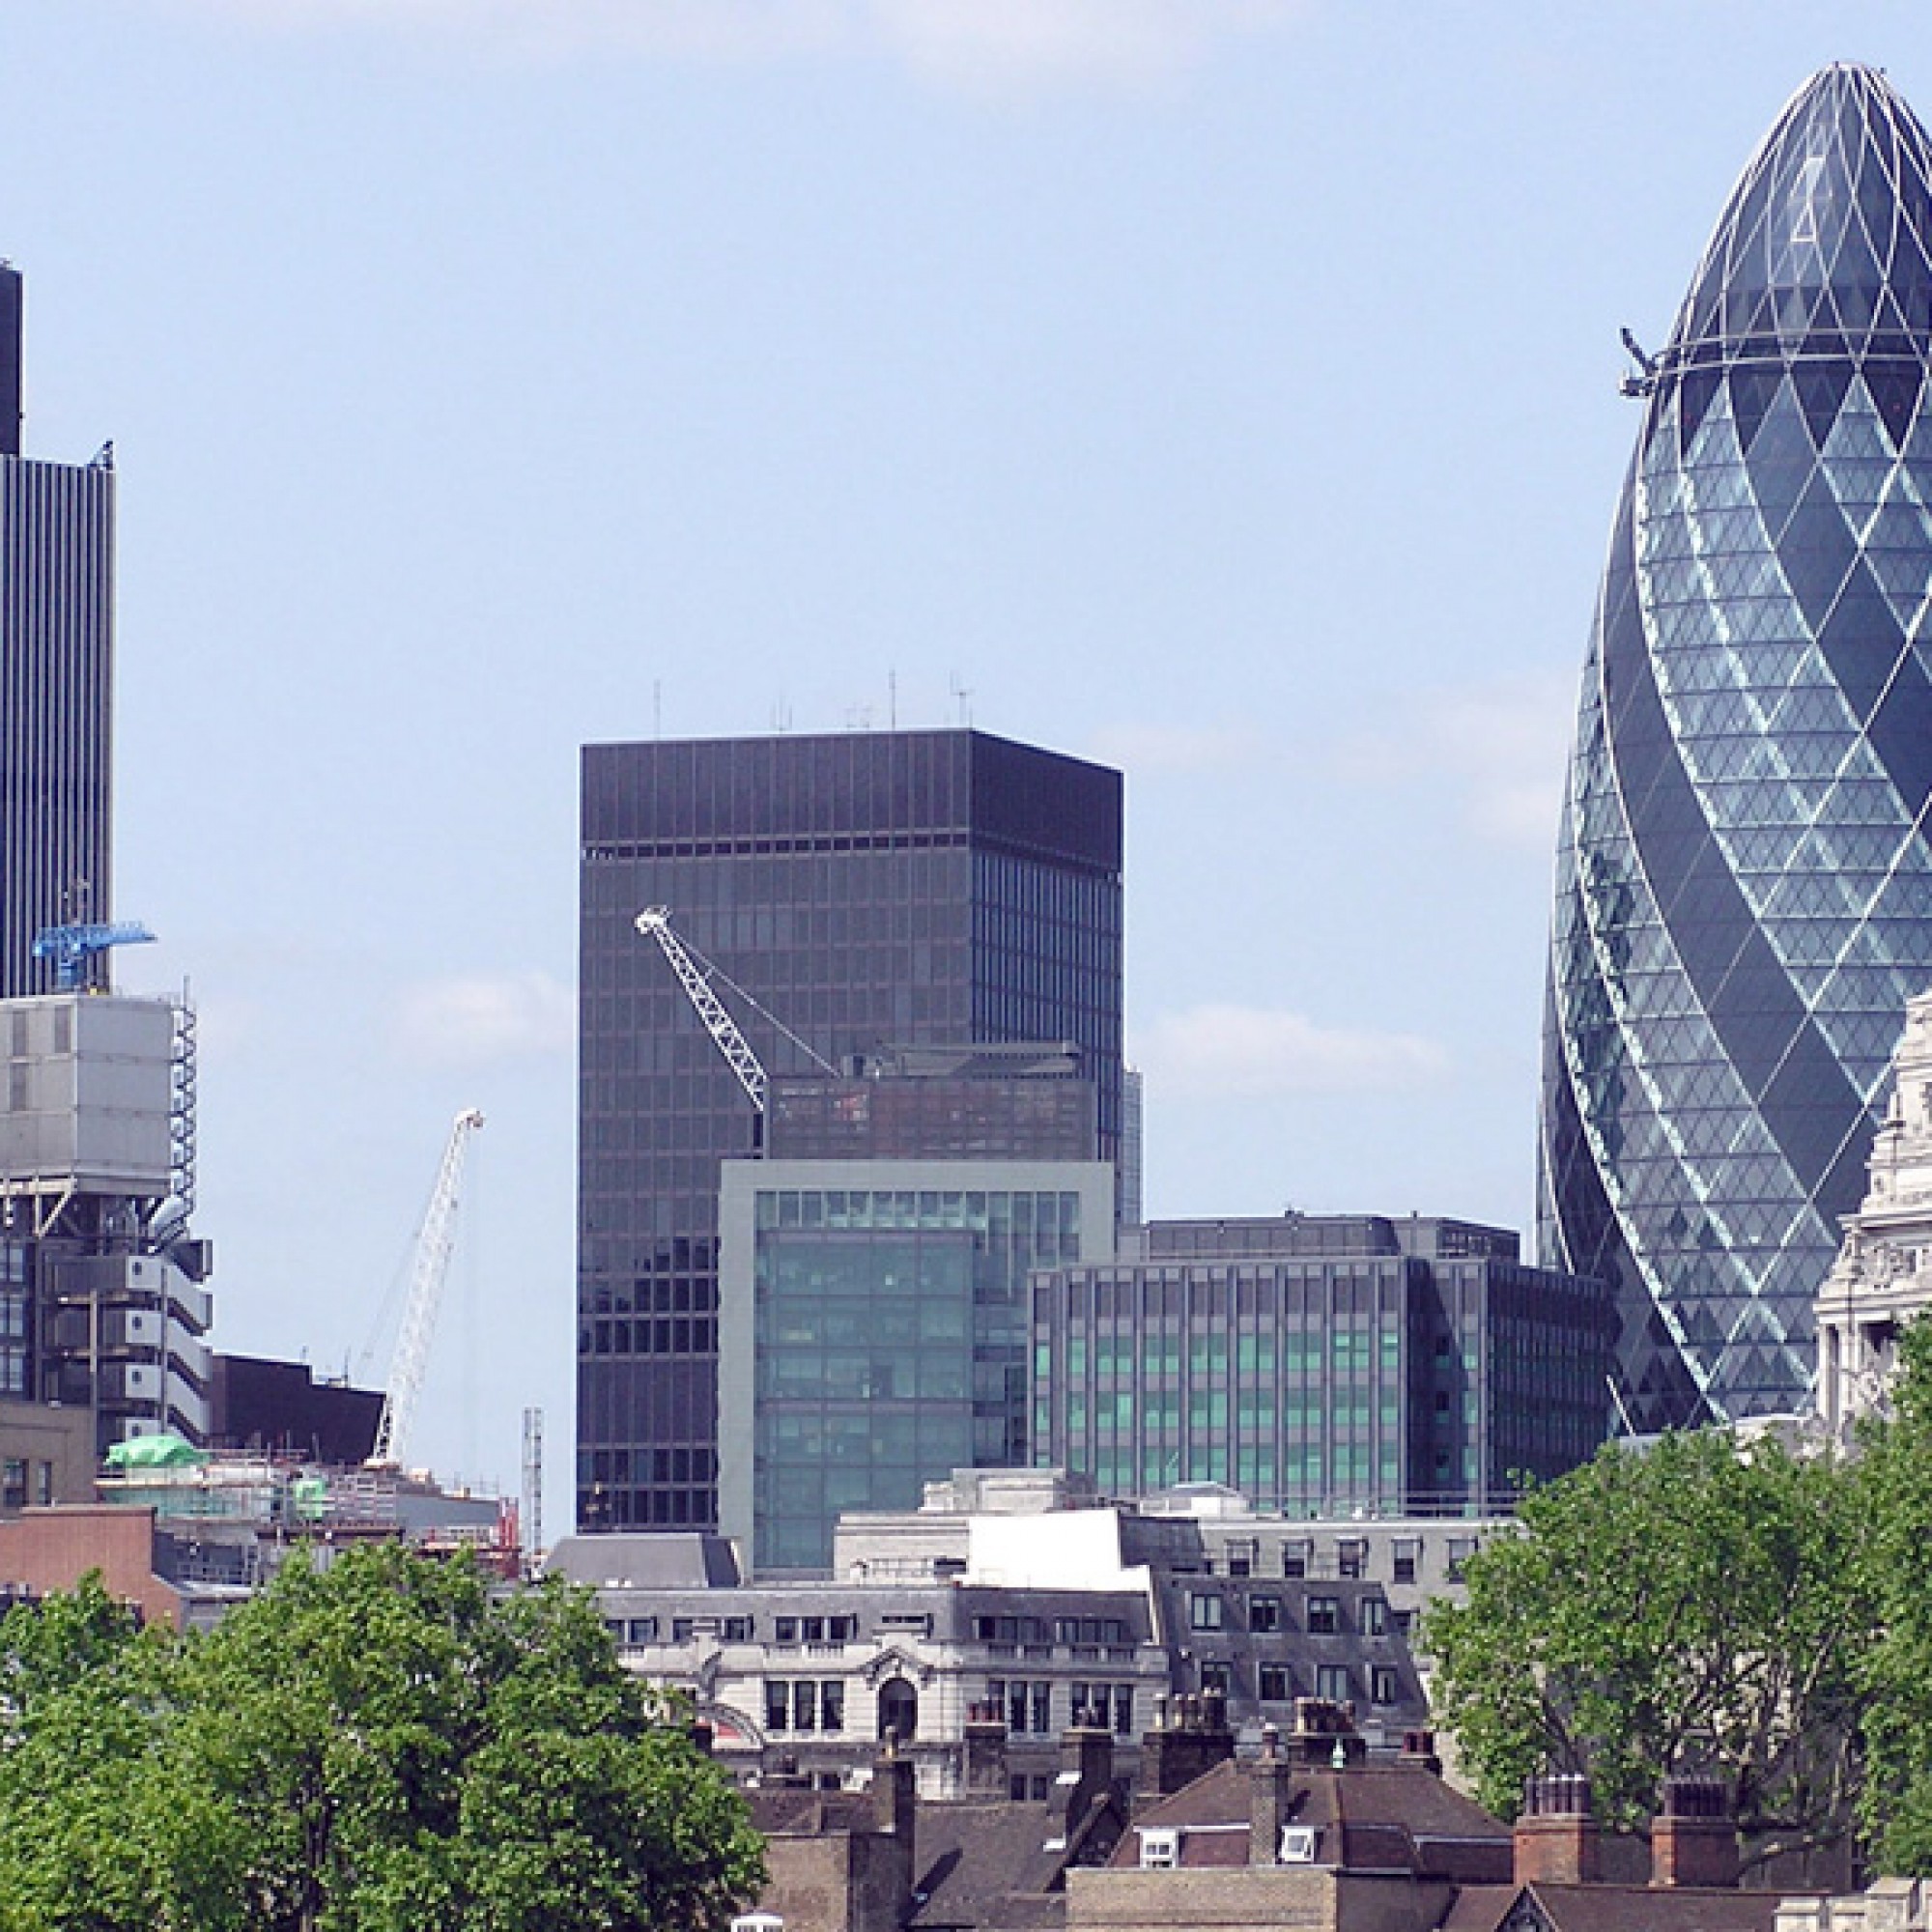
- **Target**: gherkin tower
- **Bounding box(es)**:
[1541,65,1932,1429]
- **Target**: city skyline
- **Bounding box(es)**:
[0,6,1922,1519]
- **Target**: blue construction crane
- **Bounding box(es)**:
[31,921,157,990]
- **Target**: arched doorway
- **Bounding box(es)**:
[877,1678,918,1742]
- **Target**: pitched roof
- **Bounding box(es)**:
[909,1789,1127,1932]
[1453,1883,1807,1932]
[1110,1760,1512,1881]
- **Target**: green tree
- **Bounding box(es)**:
[1851,1318,1932,1872]
[0,1548,763,1932]
[1426,1431,1869,1865]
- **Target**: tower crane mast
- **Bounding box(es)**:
[369,1107,484,1470]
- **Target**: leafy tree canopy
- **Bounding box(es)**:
[0,1545,762,1932]
[1851,1318,1932,1873]
[1426,1429,1870,1866]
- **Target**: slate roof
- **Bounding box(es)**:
[908,1786,1127,1932]
[1109,1759,1513,1882]
[1449,1882,1810,1932]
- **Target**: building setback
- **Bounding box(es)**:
[1031,1216,1612,1517]
[1542,65,1932,1427]
[0,266,114,998]
[578,729,1124,1532]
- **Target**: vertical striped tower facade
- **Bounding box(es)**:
[0,267,114,996]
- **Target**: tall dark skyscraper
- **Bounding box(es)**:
[0,265,113,996]
[579,728,1124,1531]
[1541,66,1932,1428]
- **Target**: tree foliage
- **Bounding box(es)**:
[1426,1430,1870,1864]
[0,1546,763,1932]
[1851,1318,1932,1873]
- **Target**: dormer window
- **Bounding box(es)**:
[1139,1829,1179,1870]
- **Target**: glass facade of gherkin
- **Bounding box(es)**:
[1540,66,1932,1430]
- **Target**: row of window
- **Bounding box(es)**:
[969,1613,1133,1646]
[607,1612,867,1647]
[0,1459,53,1511]
[988,1678,1135,1736]
[766,1679,846,1734]
[582,1317,721,1358]
[1196,1659,1401,1706]
[1187,1591,1389,1637]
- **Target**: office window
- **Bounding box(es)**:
[626,1617,659,1644]
[1338,1540,1366,1579]
[1,1460,24,1511]
[1393,1540,1418,1585]
[1282,1541,1309,1579]
[1200,1662,1233,1695]
[1317,1664,1351,1701]
[722,1616,753,1641]
[1307,1596,1341,1636]
[1188,1593,1224,1632]
[1248,1596,1282,1634]
[1370,1666,1399,1706]
[1361,1597,1387,1637]
[1259,1663,1293,1702]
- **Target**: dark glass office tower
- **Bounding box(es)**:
[1541,67,1932,1427]
[0,266,114,996]
[579,728,1123,1531]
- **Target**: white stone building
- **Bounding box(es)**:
[1817,989,1932,1437]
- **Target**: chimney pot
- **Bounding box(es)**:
[1514,1776,1600,1886]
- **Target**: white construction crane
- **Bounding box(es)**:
[369,1107,485,1469]
[635,907,836,1110]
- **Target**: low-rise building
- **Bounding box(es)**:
[554,1472,1435,1791]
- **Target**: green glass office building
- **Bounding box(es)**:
[1031,1216,1612,1517]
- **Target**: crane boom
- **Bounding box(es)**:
[635,907,768,1111]
[369,1107,485,1469]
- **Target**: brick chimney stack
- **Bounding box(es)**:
[963,1700,1009,1798]
[1054,1720,1115,1843]
[1136,1693,1237,1800]
[1651,1778,1739,1889]
[1514,1775,1600,1886]
[1250,1723,1296,1865]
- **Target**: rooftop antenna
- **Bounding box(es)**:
[653,679,663,739]
[889,669,897,730]
[950,673,974,726]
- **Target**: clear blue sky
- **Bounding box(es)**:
[0,1,1918,1524]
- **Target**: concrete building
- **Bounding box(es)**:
[578,728,1124,1533]
[0,265,115,1000]
[0,992,211,1452]
[0,1395,94,1511]
[553,1470,1433,1796]
[1031,1215,1611,1519]
[1817,990,1932,1436]
[550,1525,1169,1799]
[837,1471,1502,1644]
